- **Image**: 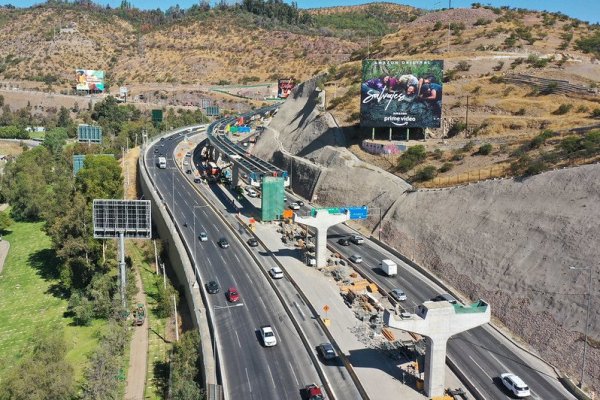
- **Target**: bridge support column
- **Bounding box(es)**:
[384,300,491,398]
[294,210,349,268]
[231,164,240,187]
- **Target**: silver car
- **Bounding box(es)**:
[349,254,363,263]
[389,288,407,301]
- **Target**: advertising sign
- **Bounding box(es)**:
[360,60,444,128]
[75,69,105,92]
[277,78,295,99]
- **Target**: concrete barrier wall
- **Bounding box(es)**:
[137,127,217,388]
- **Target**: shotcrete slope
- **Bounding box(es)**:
[252,78,600,390]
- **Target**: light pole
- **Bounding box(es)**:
[569,266,593,390]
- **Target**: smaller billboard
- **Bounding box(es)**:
[152,109,163,123]
[75,69,105,92]
[77,124,102,144]
[277,79,295,99]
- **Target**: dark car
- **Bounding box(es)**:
[247,238,258,247]
[297,200,305,207]
[431,293,458,304]
[186,169,192,174]
[153,148,159,153]
[337,238,350,246]
[218,238,229,248]
[317,343,337,360]
[205,280,219,294]
[194,177,201,183]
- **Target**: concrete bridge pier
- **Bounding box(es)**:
[294,209,349,268]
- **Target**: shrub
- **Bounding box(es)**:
[493,61,504,71]
[461,140,476,152]
[591,108,600,118]
[447,121,467,137]
[439,162,453,172]
[433,21,443,31]
[576,105,589,113]
[552,104,573,115]
[528,130,554,149]
[431,148,444,160]
[397,145,427,172]
[455,61,471,71]
[477,143,493,155]
[450,152,464,161]
[560,135,581,155]
[414,165,437,181]
[513,108,526,116]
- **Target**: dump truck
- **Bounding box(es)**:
[380,259,397,276]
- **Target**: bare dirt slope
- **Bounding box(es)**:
[253,77,600,391]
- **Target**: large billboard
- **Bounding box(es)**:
[360,60,443,128]
[277,78,295,99]
[75,69,105,92]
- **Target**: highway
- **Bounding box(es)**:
[324,221,576,400]
[146,132,362,400]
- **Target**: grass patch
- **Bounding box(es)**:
[0,221,104,387]
[132,241,172,400]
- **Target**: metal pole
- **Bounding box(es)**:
[161,262,166,290]
[119,232,126,308]
[379,208,382,241]
[465,95,469,133]
[580,267,592,389]
[153,239,159,275]
[447,0,451,53]
[173,294,179,342]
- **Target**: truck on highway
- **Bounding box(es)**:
[158,156,167,169]
[380,259,397,276]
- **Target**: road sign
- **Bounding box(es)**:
[152,109,163,123]
[323,305,330,313]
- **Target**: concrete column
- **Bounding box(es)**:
[231,164,240,187]
[118,232,126,308]
[294,210,350,268]
[389,127,392,141]
[384,300,490,398]
[424,336,447,396]
[371,127,375,140]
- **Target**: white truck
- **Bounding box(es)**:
[380,259,397,276]
[158,156,167,169]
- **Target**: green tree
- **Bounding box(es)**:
[68,291,94,326]
[76,155,123,202]
[0,210,13,232]
[43,127,69,155]
[3,146,54,220]
[170,331,203,400]
[0,331,75,400]
[57,106,72,128]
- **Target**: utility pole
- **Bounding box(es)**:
[173,294,179,341]
[447,0,452,53]
[465,95,469,133]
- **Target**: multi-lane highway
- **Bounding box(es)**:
[324,221,576,400]
[145,132,362,400]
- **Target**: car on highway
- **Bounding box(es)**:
[198,232,208,242]
[350,235,365,245]
[389,288,407,301]
[194,177,201,183]
[226,287,240,303]
[269,267,284,279]
[297,200,305,206]
[205,280,219,294]
[500,373,530,398]
[260,325,277,347]
[317,342,337,360]
[289,202,300,210]
[348,254,363,263]
[218,238,229,248]
[153,148,159,153]
[186,151,192,157]
[337,238,350,246]
[186,169,192,174]
[183,160,189,166]
[303,384,324,400]
[247,238,258,247]
[431,293,457,304]
[246,188,258,198]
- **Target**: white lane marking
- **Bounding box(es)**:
[488,353,541,400]
[245,368,252,393]
[206,257,212,266]
[469,356,493,380]
[267,365,276,388]
[293,301,306,320]
[235,331,241,348]
[288,361,299,386]
[258,296,267,310]
[234,253,240,263]
[212,223,218,230]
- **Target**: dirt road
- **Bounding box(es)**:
[124,268,149,400]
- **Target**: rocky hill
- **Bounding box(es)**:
[252,71,600,394]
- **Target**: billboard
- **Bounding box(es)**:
[75,69,105,92]
[277,79,295,99]
[360,60,444,128]
[77,124,102,144]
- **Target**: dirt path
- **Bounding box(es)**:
[0,240,10,275]
[124,268,149,400]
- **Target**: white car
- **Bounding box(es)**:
[389,288,407,301]
[260,325,277,347]
[198,232,208,242]
[269,267,284,279]
[183,160,189,166]
[349,254,363,263]
[500,373,530,398]
[246,188,258,197]
[350,235,365,245]
[289,202,300,210]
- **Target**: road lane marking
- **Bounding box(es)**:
[267,365,276,388]
[469,355,493,380]
[235,331,241,348]
[293,301,306,320]
[206,257,212,266]
[288,361,299,386]
[234,254,240,263]
[259,296,267,310]
[245,368,252,393]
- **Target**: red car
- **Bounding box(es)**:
[304,384,324,400]
[226,287,240,303]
